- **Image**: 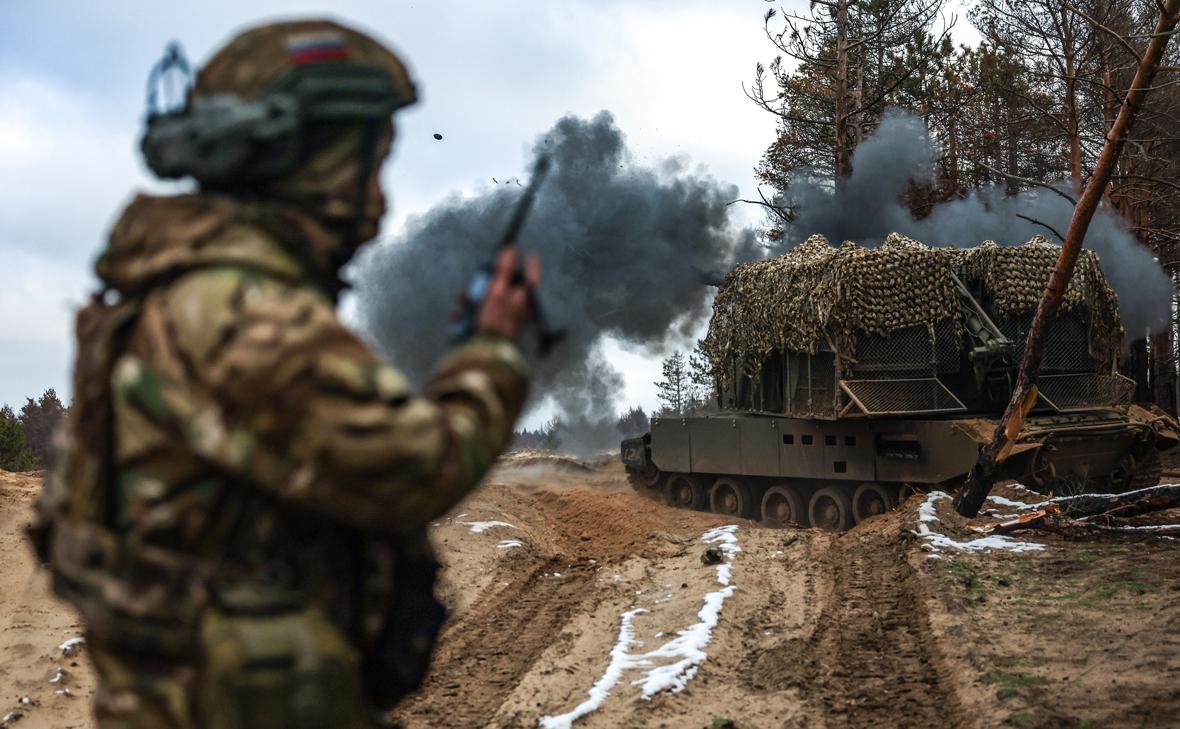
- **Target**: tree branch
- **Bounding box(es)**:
[1062,2,1144,63]
[974,161,1080,205]
[1015,214,1065,241]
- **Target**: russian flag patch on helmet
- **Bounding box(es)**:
[287,32,351,64]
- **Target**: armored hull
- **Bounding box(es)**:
[622,404,1174,530]
[623,234,1180,531]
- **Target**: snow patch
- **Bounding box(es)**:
[986,494,1035,509]
[459,520,516,534]
[58,637,85,655]
[538,608,647,729]
[631,582,734,697]
[496,539,524,549]
[919,492,1044,553]
[540,526,741,727]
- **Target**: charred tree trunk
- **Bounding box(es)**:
[955,0,1180,517]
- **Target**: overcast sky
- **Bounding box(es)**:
[0,0,792,419]
[0,1,973,422]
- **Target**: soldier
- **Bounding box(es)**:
[30,19,538,729]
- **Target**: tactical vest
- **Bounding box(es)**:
[30,287,442,724]
[29,292,211,653]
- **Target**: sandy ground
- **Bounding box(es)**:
[2,456,1179,729]
[0,471,94,729]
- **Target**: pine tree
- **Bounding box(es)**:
[540,418,563,450]
[687,340,716,412]
[615,406,649,436]
[655,352,689,415]
[20,388,66,468]
[748,0,951,239]
[0,405,37,472]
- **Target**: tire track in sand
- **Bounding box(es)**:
[802,529,965,728]
[393,558,595,728]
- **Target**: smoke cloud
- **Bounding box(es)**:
[354,109,1172,452]
[776,110,1174,338]
[352,111,759,450]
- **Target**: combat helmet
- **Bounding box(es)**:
[141,19,417,186]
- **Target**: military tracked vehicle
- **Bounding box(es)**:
[621,233,1179,531]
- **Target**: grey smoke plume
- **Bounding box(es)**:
[776,109,1173,338]
[352,111,759,448]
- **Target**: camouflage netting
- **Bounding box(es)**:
[702,233,1122,385]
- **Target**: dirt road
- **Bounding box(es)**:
[3,456,1178,728]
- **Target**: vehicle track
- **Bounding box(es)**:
[802,531,963,728]
[392,558,595,728]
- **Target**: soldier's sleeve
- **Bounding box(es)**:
[163,268,529,535]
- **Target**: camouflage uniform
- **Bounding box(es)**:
[32,20,528,729]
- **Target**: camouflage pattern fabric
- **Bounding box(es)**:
[89,646,199,729]
[192,20,416,102]
[32,19,525,727]
[98,194,528,538]
[44,192,529,728]
[193,19,416,263]
[702,233,1122,387]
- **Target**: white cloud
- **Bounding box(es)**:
[0,251,86,407]
[0,1,785,409]
[0,75,151,262]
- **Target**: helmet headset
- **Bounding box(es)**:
[140,41,415,186]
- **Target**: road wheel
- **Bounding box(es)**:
[710,478,754,519]
[1108,453,1136,491]
[852,482,893,524]
[761,485,807,528]
[809,486,854,532]
[626,464,664,497]
[1128,448,1162,491]
[665,474,708,511]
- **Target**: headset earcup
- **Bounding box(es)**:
[140,95,302,184]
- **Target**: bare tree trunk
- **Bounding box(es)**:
[1174,271,1179,416]
[955,0,1180,517]
[1152,328,1173,408]
[1006,95,1020,196]
[947,115,961,198]
[834,0,852,178]
[854,53,865,147]
[1129,337,1152,401]
[1061,5,1084,185]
